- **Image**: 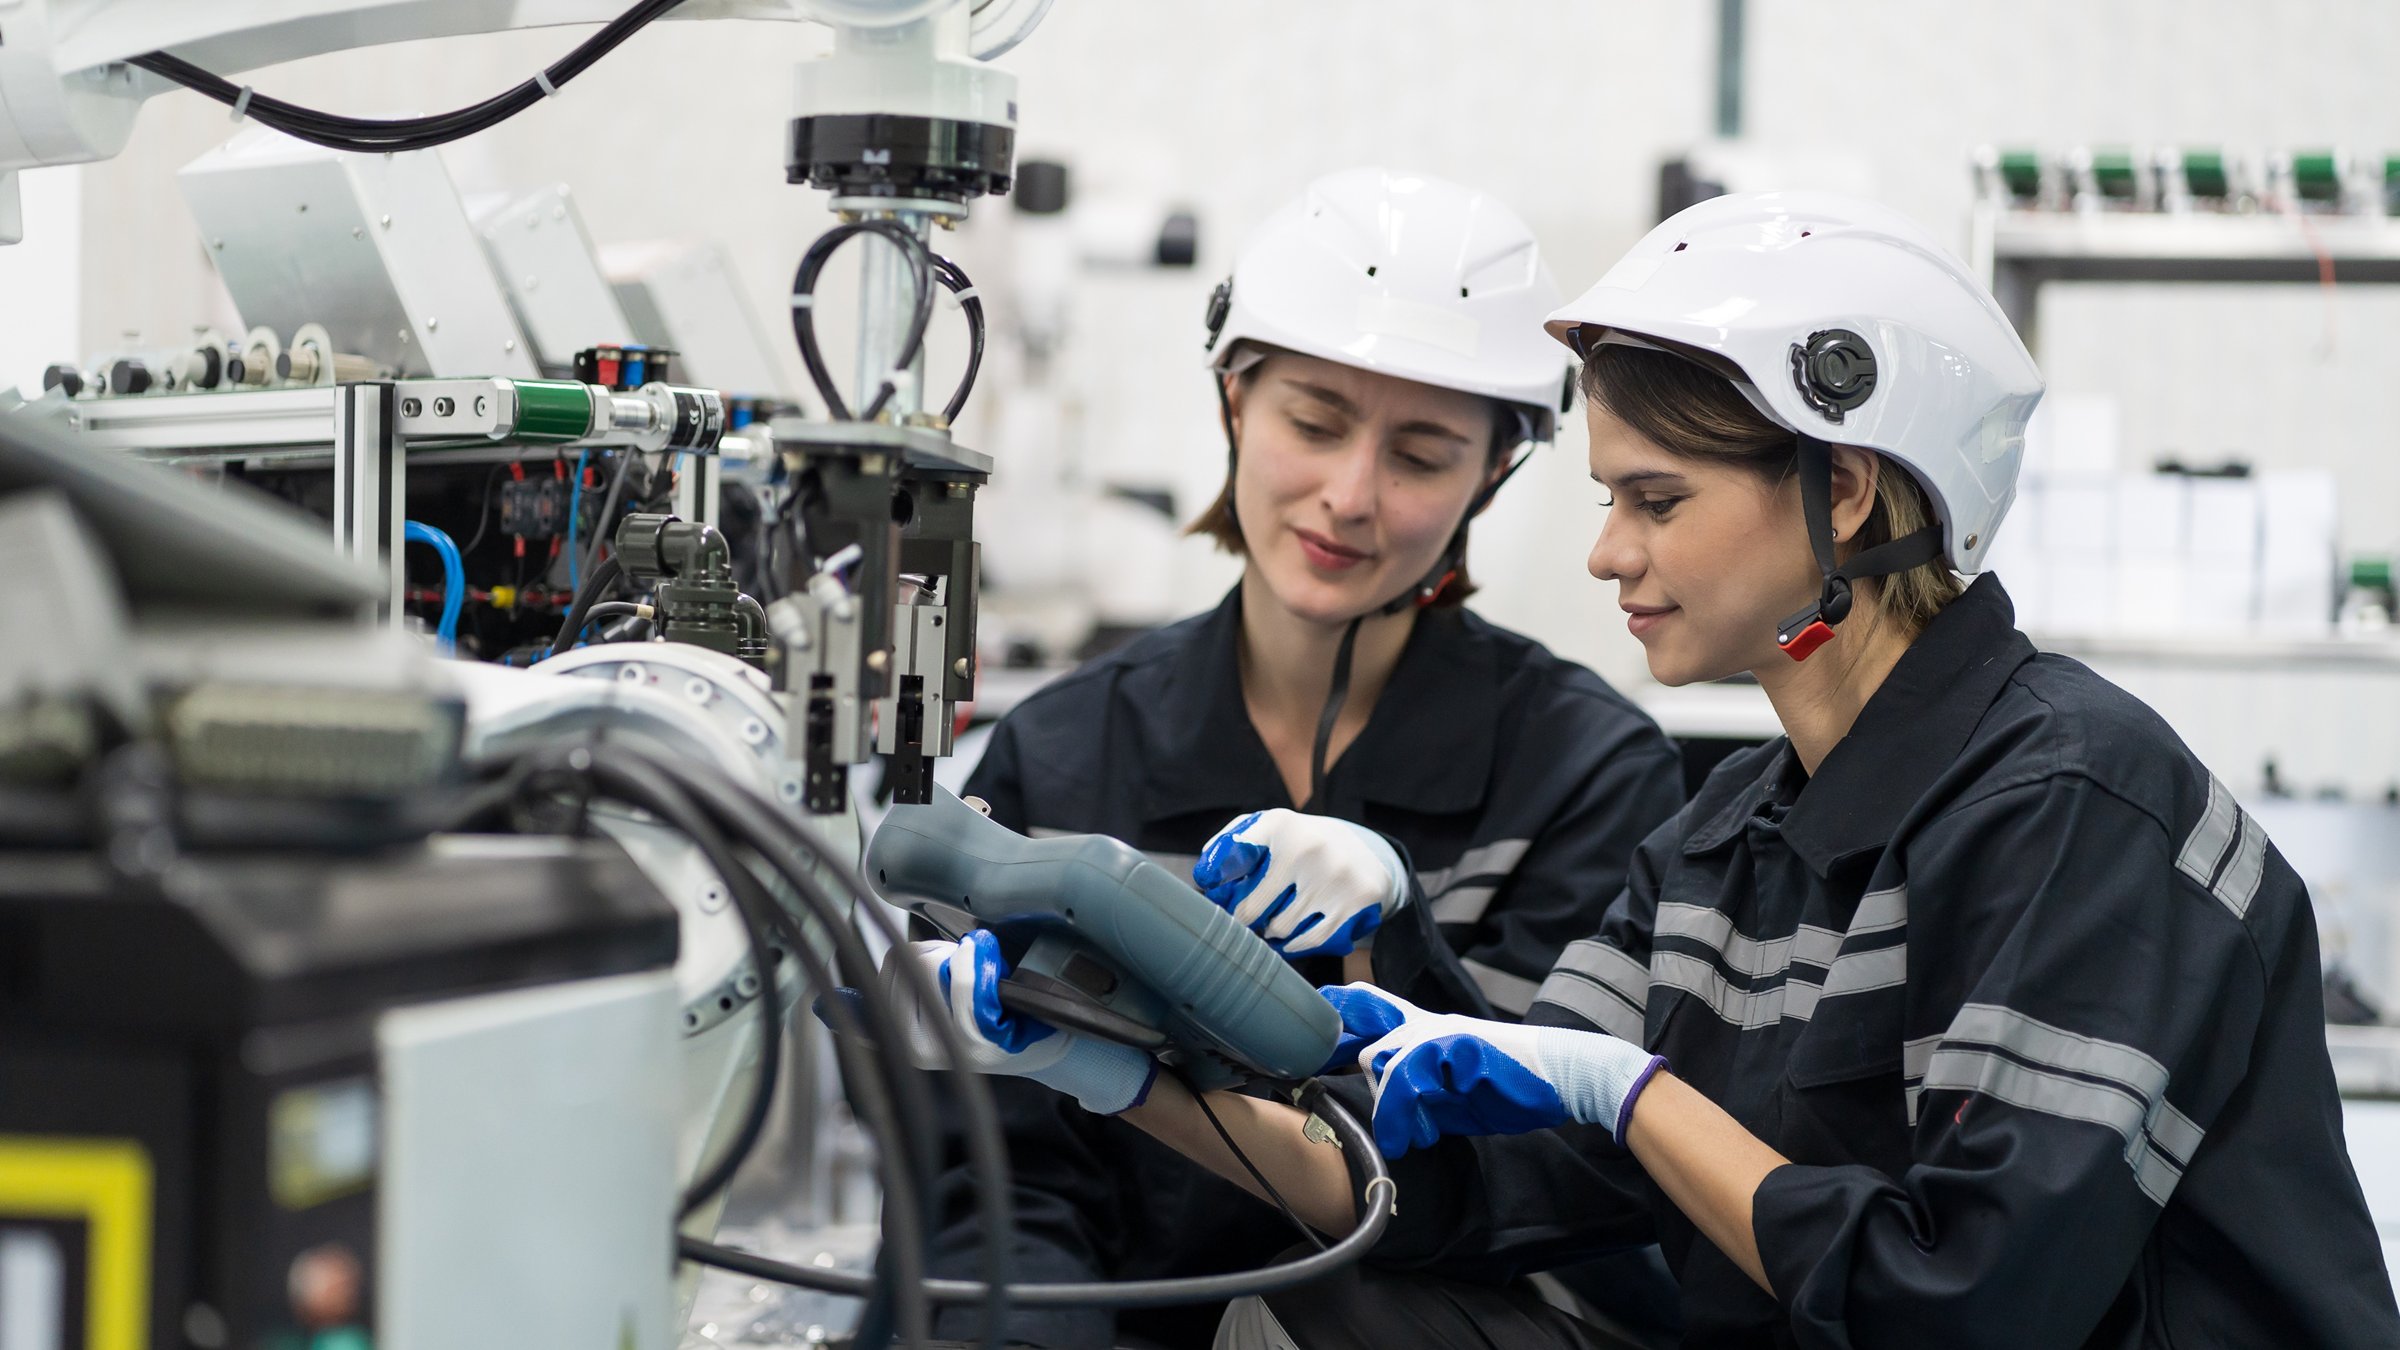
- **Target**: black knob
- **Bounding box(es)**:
[1788,329,1876,423]
[108,360,153,396]
[189,345,224,389]
[1154,210,1200,268]
[41,365,85,398]
[1015,159,1070,215]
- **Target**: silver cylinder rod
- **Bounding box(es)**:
[853,210,934,419]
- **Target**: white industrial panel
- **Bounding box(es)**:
[600,239,788,396]
[179,128,537,380]
[473,183,634,374]
[378,968,680,1350]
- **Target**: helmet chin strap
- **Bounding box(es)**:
[1775,434,1943,661]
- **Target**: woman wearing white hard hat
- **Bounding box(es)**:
[913,169,1686,1349]
[902,190,2400,1348]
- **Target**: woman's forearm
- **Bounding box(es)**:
[1118,1076,1359,1235]
[1624,1071,1788,1294]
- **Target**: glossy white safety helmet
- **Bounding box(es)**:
[1546,191,2043,658]
[1206,167,1573,444]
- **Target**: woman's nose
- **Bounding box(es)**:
[1320,439,1379,521]
[1588,507,1640,583]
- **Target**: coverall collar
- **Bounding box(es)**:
[1682,573,2037,876]
[1140,587,1500,822]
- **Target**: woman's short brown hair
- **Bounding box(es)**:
[1184,348,1521,608]
[1578,342,1963,633]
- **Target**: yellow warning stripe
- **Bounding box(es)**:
[0,1135,153,1350]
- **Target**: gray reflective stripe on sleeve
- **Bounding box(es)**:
[1927,1003,2202,1205]
[1653,950,1788,1029]
[1922,1047,2181,1202]
[1463,958,1542,1015]
[1533,969,1647,1041]
[1655,902,1843,977]
[2175,774,2239,888]
[2148,1099,2204,1166]
[1430,884,1499,925]
[1902,1032,1943,1124]
[2212,810,2267,920]
[1535,939,1649,1040]
[1416,838,1532,900]
[1851,885,1908,935]
[1945,1004,2168,1101]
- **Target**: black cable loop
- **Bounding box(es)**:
[790,220,937,424]
[929,252,987,425]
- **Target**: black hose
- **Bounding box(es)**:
[128,0,687,155]
[930,252,987,425]
[790,220,937,423]
[677,1077,1395,1308]
[504,740,971,1347]
[635,750,1018,1346]
[546,555,623,659]
[579,452,634,584]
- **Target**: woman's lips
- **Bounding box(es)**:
[1625,606,1676,638]
[1294,528,1369,573]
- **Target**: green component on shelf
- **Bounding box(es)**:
[2091,150,2137,198]
[512,380,597,442]
[2351,558,2394,591]
[2183,149,2229,198]
[2293,151,2342,201]
[1999,150,2041,198]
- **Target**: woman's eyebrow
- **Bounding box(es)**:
[1593,469,1690,489]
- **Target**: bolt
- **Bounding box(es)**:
[433,397,454,417]
[953,657,970,678]
[379,214,392,229]
[525,275,539,291]
[426,317,439,332]
[685,677,713,703]
[401,397,423,418]
[618,664,647,683]
[866,650,889,672]
[351,227,363,240]
[211,238,224,250]
[742,718,769,744]
[504,339,517,353]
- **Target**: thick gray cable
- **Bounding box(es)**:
[679,1079,1395,1309]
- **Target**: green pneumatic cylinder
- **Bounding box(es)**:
[512,380,602,442]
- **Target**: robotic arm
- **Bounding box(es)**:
[0,0,1049,240]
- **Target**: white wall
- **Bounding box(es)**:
[0,166,82,396]
[52,0,2400,788]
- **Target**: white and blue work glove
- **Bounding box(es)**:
[1322,983,1668,1159]
[1191,809,1410,959]
[882,930,1158,1115]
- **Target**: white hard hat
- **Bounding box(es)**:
[1544,190,2043,575]
[1206,168,1572,444]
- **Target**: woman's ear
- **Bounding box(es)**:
[1221,372,1247,448]
[1827,443,1881,547]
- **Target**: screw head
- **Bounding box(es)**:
[379,214,392,228]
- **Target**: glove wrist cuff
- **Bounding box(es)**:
[1611,1054,1669,1144]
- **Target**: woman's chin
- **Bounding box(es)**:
[1256,559,1392,626]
